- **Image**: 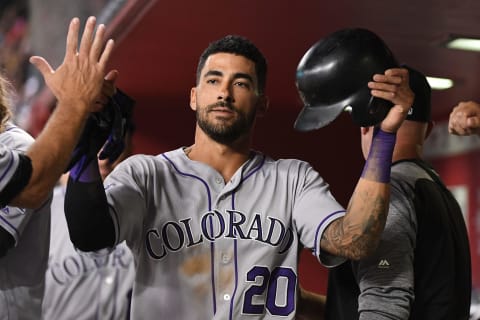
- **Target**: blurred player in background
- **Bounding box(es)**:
[42,121,135,320]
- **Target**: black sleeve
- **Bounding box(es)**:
[0,154,32,207]
[64,177,115,251]
[0,226,15,257]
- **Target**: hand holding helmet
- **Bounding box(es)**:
[294,28,401,131]
[368,67,414,133]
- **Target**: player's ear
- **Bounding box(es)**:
[190,87,197,111]
[256,95,269,117]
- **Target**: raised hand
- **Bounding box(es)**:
[29,16,114,113]
[368,67,414,133]
[448,101,480,136]
[14,17,116,208]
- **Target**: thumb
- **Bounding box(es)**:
[105,69,119,82]
[29,56,53,78]
[380,104,408,133]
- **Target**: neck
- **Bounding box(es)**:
[186,126,252,182]
[392,143,423,162]
[391,121,428,162]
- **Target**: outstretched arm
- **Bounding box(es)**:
[9,17,115,208]
[448,100,480,136]
[321,68,414,260]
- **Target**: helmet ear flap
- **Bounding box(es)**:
[294,28,398,131]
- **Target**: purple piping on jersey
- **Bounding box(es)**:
[228,153,266,320]
[0,150,15,184]
[313,210,346,258]
[161,153,217,314]
[242,153,266,181]
[229,193,239,320]
[0,213,19,238]
[162,154,213,213]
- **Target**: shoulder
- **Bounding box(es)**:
[256,154,325,187]
[123,148,184,167]
[391,161,433,191]
[263,155,317,176]
[112,148,184,177]
[261,153,313,169]
[0,123,34,152]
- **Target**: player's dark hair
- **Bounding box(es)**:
[196,35,267,95]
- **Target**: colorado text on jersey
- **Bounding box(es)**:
[145,209,294,260]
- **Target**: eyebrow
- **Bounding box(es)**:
[204,70,254,84]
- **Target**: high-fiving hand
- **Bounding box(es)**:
[29,16,115,113]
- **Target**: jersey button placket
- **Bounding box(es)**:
[221,253,231,264]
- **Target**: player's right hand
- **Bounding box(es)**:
[368,67,413,133]
[448,101,480,136]
[29,16,115,114]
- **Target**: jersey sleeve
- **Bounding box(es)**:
[0,131,35,245]
[0,206,32,246]
[355,178,416,320]
[292,162,346,267]
[103,155,150,251]
[0,143,21,192]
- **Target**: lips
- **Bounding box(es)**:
[210,107,234,113]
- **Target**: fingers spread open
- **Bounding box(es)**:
[99,39,115,67]
[65,17,80,62]
[90,24,106,62]
[78,16,96,58]
[29,56,53,77]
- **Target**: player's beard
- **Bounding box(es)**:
[196,101,256,145]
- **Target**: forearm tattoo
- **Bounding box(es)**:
[321,187,388,259]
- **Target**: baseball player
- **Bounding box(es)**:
[42,125,136,320]
[0,122,52,319]
[324,66,471,320]
[1,16,115,319]
[64,35,413,319]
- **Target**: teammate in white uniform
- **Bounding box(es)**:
[42,127,136,320]
[64,35,414,319]
[1,16,115,319]
[0,123,51,319]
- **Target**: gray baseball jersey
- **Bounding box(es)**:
[103,147,346,319]
[0,123,51,320]
[42,184,135,320]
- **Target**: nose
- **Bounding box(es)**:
[217,82,234,103]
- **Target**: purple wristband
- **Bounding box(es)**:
[361,127,396,183]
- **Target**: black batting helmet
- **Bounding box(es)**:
[294,28,398,131]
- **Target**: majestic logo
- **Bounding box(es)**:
[145,209,294,260]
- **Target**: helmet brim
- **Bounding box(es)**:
[293,102,346,131]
